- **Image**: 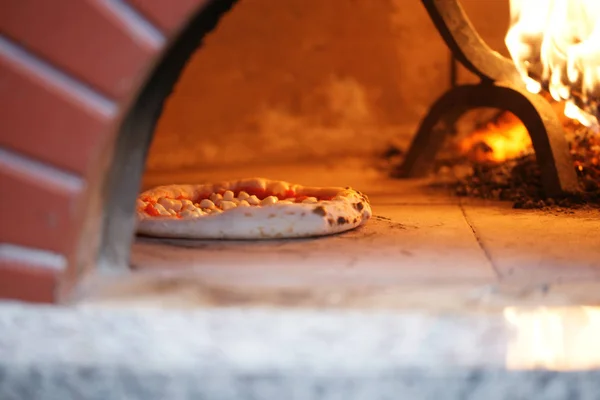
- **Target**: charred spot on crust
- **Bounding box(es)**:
[268,213,276,218]
[337,216,348,225]
[353,217,358,223]
[327,218,335,226]
[354,202,364,211]
[313,206,327,216]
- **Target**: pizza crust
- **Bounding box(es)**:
[136,178,372,239]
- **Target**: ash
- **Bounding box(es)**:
[450,124,600,209]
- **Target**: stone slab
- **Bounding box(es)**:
[131,204,495,284]
[131,168,600,310]
[1,303,600,400]
[462,201,600,286]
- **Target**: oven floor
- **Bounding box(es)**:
[95,158,600,309]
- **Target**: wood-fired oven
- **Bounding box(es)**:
[2,0,599,307]
[3,1,600,397]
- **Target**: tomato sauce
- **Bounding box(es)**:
[144,203,160,216]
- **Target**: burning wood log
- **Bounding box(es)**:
[453,112,600,209]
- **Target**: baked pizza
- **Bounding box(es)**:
[136,178,372,239]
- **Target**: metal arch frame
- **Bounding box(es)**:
[397,0,579,197]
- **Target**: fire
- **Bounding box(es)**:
[505,0,600,129]
[504,306,600,370]
[459,112,532,163]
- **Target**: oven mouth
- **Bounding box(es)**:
[54,0,600,315]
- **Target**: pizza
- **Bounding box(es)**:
[135,178,372,239]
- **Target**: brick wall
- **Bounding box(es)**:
[0,0,207,302]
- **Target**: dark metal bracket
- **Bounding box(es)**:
[396,0,579,197]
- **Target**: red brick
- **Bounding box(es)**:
[1,0,160,99]
[0,55,113,175]
[0,159,83,255]
[127,0,208,34]
[0,260,58,303]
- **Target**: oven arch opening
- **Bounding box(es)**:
[62,0,561,306]
[63,0,238,302]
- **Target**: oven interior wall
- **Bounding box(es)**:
[144,0,511,174]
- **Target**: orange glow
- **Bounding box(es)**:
[505,0,600,128]
[459,112,532,163]
[504,306,600,371]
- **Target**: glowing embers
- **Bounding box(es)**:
[459,112,533,164]
[504,306,600,371]
[505,0,600,128]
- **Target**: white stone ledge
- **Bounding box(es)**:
[0,303,598,400]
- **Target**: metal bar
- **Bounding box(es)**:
[449,54,458,88]
[396,83,579,197]
[421,0,520,84]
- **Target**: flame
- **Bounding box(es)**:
[459,112,532,163]
[505,0,600,128]
[504,306,600,370]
